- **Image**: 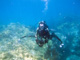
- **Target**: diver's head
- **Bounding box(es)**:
[39,21,45,24]
[39,21,45,27]
[39,21,45,30]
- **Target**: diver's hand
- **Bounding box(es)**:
[18,38,21,42]
[60,43,64,48]
[35,35,37,38]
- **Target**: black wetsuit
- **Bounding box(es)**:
[37,23,50,39]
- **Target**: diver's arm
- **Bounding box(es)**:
[55,35,62,44]
[54,34,64,47]
[35,27,39,38]
[52,33,62,44]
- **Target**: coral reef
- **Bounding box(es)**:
[0,23,58,60]
[57,22,80,60]
[0,21,80,60]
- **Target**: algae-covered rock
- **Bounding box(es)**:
[0,23,54,60]
[0,22,80,60]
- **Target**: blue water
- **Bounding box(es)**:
[0,0,80,26]
[0,0,80,60]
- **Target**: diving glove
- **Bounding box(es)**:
[60,43,64,48]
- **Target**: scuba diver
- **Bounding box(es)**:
[20,21,63,47]
[35,21,63,47]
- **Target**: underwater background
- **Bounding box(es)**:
[0,0,80,60]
